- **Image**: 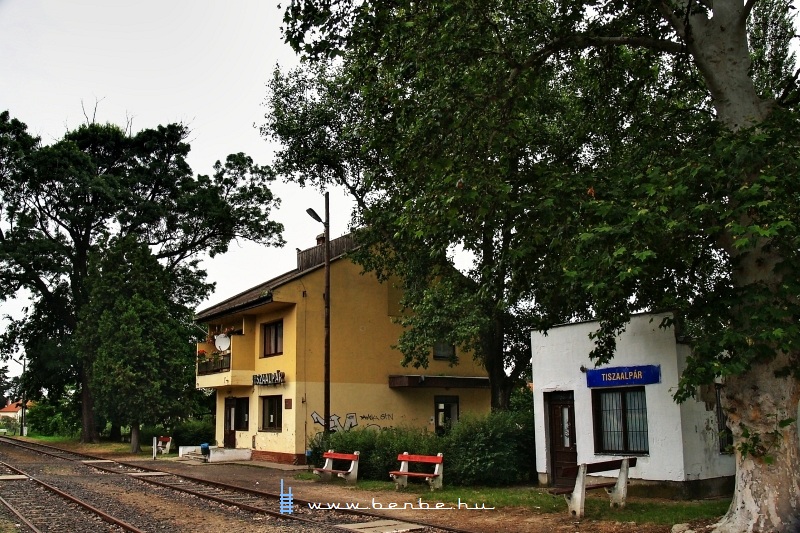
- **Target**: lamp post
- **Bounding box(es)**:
[306,191,330,435]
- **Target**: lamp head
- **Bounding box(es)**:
[306,208,323,224]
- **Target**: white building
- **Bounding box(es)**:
[531,312,734,496]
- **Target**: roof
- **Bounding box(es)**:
[195,234,357,323]
[0,401,33,413]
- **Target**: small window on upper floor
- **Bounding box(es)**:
[433,339,455,361]
[262,320,283,357]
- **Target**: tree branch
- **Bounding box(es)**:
[512,33,684,85]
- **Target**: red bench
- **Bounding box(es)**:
[551,457,637,518]
[155,436,172,454]
[313,450,360,484]
[389,452,443,491]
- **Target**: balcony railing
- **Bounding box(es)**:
[197,353,231,375]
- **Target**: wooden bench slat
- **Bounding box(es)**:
[314,468,349,474]
[397,454,443,464]
[323,452,359,461]
[388,471,439,478]
[562,457,637,478]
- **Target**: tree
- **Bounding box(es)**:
[278,1,800,530]
[0,113,284,443]
[263,60,544,409]
[80,236,201,453]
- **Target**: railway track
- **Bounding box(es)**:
[0,437,479,533]
[0,460,140,532]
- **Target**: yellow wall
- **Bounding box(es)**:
[199,257,490,457]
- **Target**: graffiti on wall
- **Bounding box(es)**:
[310,411,394,432]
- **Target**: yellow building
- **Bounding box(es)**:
[195,234,491,464]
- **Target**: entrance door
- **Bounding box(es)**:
[548,391,577,487]
[434,396,459,435]
[223,397,236,448]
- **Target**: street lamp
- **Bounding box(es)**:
[306,191,330,435]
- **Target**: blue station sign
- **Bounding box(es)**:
[586,365,661,388]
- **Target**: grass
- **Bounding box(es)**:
[18,434,161,455]
[296,473,730,525]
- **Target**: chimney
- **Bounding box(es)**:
[316,233,326,245]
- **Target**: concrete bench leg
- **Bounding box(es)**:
[337,451,360,484]
[606,458,630,509]
[564,464,587,519]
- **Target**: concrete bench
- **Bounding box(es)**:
[155,436,172,454]
[551,457,637,518]
[313,450,360,484]
[389,452,443,491]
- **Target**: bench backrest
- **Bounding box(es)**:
[323,451,359,461]
[562,457,637,478]
[396,453,443,464]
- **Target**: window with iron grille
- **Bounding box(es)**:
[592,387,649,454]
[262,320,283,357]
[261,395,283,431]
[715,384,734,454]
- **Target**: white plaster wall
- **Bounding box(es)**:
[532,313,692,482]
[676,344,736,479]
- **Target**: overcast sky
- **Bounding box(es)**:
[0,1,356,337]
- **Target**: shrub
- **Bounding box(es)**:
[307,411,536,486]
[25,403,80,437]
[441,410,535,485]
[171,418,215,448]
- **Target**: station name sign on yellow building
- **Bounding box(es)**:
[586,365,660,388]
[253,371,286,386]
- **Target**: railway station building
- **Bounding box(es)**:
[530,312,735,496]
[194,234,491,464]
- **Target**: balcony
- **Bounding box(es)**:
[195,335,255,389]
[197,353,231,375]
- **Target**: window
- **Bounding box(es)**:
[592,387,649,454]
[434,395,459,435]
[262,320,283,357]
[715,384,733,454]
[433,339,455,361]
[261,395,283,431]
[234,397,249,431]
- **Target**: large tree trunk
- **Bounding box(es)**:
[130,423,141,454]
[664,5,800,530]
[717,353,800,532]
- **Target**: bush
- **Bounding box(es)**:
[171,418,215,448]
[25,403,80,437]
[441,410,535,485]
[308,411,536,486]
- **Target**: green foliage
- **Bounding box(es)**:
[170,418,216,448]
[0,111,284,441]
[82,237,202,430]
[25,402,80,437]
[309,411,535,486]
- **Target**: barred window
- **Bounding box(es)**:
[592,387,649,454]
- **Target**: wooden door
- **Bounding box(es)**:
[548,391,577,487]
[224,397,236,448]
